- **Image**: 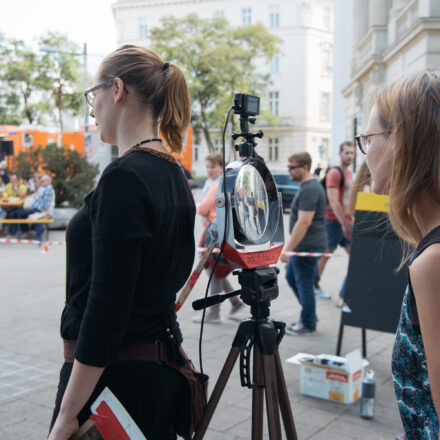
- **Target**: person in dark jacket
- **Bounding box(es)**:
[48,45,196,440]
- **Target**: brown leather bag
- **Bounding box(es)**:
[170,346,209,439]
[64,340,208,440]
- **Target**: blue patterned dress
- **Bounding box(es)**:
[392,227,440,439]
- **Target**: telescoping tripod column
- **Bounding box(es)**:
[192,267,298,440]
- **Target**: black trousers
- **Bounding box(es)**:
[50,360,185,439]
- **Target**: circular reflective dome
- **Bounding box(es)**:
[234,164,270,243]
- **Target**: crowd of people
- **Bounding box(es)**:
[0,167,55,240]
[27,42,437,440]
[190,142,358,336]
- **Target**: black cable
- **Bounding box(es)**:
[197,106,234,405]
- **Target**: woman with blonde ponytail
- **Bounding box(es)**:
[360,71,440,438]
[49,46,205,440]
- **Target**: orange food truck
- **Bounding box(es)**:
[0,125,193,174]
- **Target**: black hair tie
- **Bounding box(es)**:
[162,62,170,72]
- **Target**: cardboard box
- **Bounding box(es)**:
[286,349,367,404]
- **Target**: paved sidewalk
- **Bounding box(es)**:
[0,212,403,439]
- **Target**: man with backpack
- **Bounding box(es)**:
[314,141,355,304]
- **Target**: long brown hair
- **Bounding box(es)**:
[375,71,440,246]
[349,161,371,216]
[97,45,191,154]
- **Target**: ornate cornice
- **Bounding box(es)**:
[343,18,440,97]
[112,0,224,10]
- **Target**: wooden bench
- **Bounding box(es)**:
[0,218,54,241]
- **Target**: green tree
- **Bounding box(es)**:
[0,38,49,124]
[12,144,99,208]
[0,34,22,124]
[38,32,83,132]
[150,14,280,153]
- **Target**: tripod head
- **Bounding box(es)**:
[235,267,279,319]
[192,266,279,320]
[231,93,264,160]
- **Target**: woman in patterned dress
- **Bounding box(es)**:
[359,72,440,439]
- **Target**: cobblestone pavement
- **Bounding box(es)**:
[0,205,403,439]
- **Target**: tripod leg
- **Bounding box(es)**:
[362,328,367,358]
[336,320,344,356]
[193,346,241,440]
[262,354,282,440]
[274,350,298,440]
[252,343,264,440]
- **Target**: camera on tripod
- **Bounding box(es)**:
[233,93,260,117]
[191,93,298,440]
[212,92,284,268]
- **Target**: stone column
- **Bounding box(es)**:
[369,0,387,27]
[353,0,369,46]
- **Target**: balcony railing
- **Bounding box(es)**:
[395,0,419,40]
[352,26,387,75]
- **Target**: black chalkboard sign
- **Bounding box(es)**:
[336,193,407,357]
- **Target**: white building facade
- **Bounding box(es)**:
[339,0,440,169]
[112,0,334,175]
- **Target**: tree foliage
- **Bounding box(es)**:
[0,32,83,129]
[0,37,50,124]
[150,15,281,153]
[38,33,83,131]
[12,144,99,208]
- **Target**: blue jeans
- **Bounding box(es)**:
[339,276,346,298]
[285,248,324,330]
[10,208,43,240]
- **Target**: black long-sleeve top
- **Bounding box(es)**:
[60,148,196,367]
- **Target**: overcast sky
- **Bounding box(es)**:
[1,0,118,77]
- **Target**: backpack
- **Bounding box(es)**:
[321,166,345,203]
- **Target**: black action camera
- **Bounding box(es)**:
[233,93,260,117]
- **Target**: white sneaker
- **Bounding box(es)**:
[285,322,316,335]
[314,287,331,299]
[192,314,222,324]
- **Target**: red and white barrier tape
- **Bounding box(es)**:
[2,241,338,258]
[197,247,339,258]
[284,251,340,257]
[0,238,65,246]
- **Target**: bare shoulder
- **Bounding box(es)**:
[410,243,440,288]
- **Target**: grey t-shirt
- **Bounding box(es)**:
[289,178,327,251]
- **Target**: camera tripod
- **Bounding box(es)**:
[192,267,298,440]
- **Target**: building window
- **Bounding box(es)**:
[270,53,280,74]
[23,133,33,147]
[269,92,279,116]
[215,10,224,17]
[322,48,332,74]
[138,17,148,39]
[320,92,330,121]
[242,8,252,25]
[269,138,279,161]
[323,7,331,30]
[319,138,329,159]
[270,5,280,28]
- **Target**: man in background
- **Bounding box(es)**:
[3,174,27,198]
[281,152,327,335]
[10,175,54,240]
[314,141,355,305]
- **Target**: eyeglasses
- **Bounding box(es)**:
[288,164,303,170]
[84,81,112,108]
[356,131,389,154]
